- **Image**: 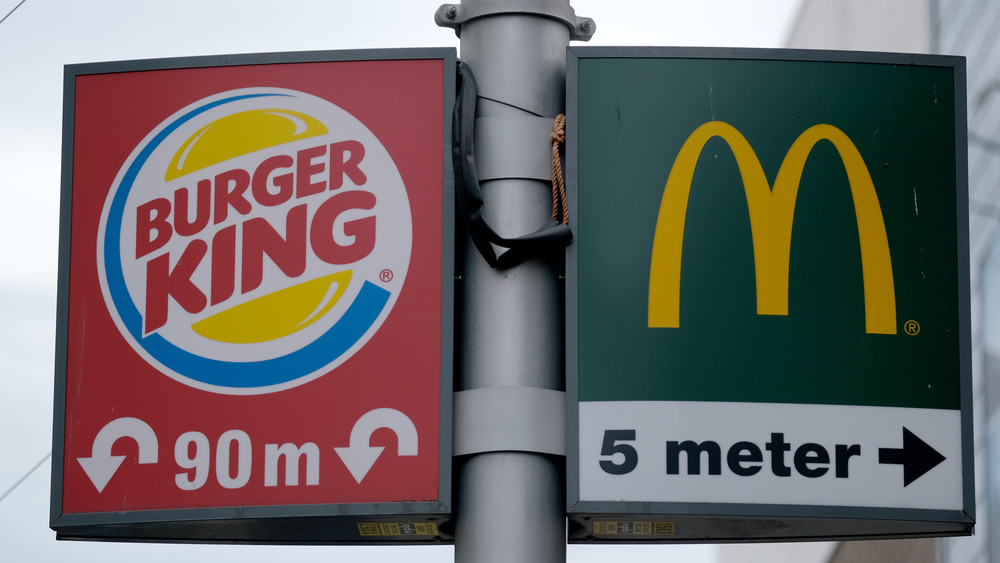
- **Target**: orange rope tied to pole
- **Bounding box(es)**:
[550,114,569,224]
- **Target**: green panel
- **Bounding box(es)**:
[575,56,962,410]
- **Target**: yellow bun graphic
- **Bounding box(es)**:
[192,271,353,344]
[165,108,328,181]
[164,107,342,344]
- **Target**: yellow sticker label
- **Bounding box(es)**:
[593,521,674,535]
[357,522,439,537]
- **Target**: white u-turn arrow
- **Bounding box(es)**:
[77,417,158,493]
[335,408,418,484]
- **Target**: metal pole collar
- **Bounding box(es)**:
[435,0,596,41]
[453,387,566,456]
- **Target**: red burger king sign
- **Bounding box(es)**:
[52,50,455,543]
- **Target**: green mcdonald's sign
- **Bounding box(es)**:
[566,47,973,542]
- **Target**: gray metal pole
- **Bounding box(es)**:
[435,2,591,562]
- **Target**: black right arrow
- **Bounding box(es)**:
[878,427,946,487]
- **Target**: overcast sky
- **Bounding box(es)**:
[0,1,800,561]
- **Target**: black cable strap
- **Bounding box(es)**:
[453,60,572,269]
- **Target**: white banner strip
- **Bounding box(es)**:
[578,401,964,511]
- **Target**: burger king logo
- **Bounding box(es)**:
[97,87,412,394]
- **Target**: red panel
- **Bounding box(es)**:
[61,59,445,514]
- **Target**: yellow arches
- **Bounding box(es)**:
[647,121,896,334]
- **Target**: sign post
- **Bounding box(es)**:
[566,47,974,541]
[51,48,455,543]
[436,1,592,562]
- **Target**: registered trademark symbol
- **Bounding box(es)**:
[904,320,921,336]
[380,269,394,283]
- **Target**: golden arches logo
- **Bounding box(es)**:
[648,121,897,334]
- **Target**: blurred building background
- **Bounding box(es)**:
[722,0,999,562]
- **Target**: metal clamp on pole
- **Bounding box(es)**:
[474,115,555,182]
[453,387,566,456]
[436,0,596,41]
